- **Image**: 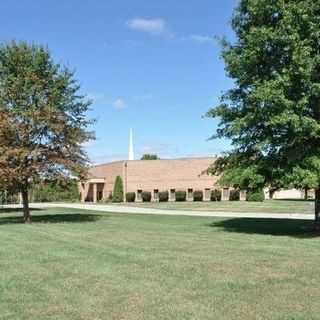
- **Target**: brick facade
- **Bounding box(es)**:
[80,157,219,202]
[79,157,313,202]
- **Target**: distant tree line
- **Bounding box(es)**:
[141,154,160,160]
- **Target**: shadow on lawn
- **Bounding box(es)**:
[273,198,314,203]
[210,218,319,238]
[0,207,43,214]
[0,212,103,224]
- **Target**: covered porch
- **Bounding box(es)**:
[79,178,106,203]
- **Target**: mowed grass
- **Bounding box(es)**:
[123,199,314,214]
[0,208,320,320]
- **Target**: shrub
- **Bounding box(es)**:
[126,192,136,202]
[31,179,79,203]
[159,191,169,202]
[0,191,20,204]
[211,189,221,201]
[193,190,203,201]
[112,176,124,202]
[142,191,152,202]
[246,189,265,202]
[175,190,186,202]
[229,189,240,201]
[103,192,113,203]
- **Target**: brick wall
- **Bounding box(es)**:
[89,161,124,198]
[88,157,218,199]
[125,158,217,193]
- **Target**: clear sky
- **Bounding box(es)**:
[1,0,239,164]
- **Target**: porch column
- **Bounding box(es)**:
[80,183,86,202]
[93,183,97,203]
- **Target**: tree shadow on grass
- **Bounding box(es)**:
[0,212,103,225]
[0,207,44,214]
[273,198,314,203]
[210,218,319,238]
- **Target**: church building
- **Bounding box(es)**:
[79,156,221,203]
[79,130,310,203]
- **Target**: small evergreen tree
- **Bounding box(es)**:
[112,176,124,202]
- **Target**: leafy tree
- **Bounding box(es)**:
[141,154,159,160]
[0,42,94,223]
[112,176,124,202]
[207,1,320,223]
[31,179,79,202]
[246,189,265,202]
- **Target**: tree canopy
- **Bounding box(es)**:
[207,0,320,221]
[141,154,160,160]
[0,42,94,222]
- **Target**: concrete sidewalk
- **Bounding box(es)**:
[3,202,313,220]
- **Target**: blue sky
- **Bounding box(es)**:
[1,0,238,164]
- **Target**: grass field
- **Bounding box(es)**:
[1,207,319,320]
[121,199,315,214]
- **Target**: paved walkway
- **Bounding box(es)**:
[7,202,312,220]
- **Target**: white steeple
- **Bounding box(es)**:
[128,128,134,160]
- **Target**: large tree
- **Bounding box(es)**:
[207,1,320,222]
[0,42,94,223]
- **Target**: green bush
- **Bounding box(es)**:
[229,189,240,201]
[211,189,221,201]
[126,192,136,202]
[112,176,124,202]
[159,191,169,202]
[246,189,265,202]
[103,192,113,203]
[175,190,186,202]
[193,190,203,201]
[142,191,152,202]
[31,179,79,203]
[0,191,20,204]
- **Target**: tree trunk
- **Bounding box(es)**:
[315,189,320,228]
[269,189,275,199]
[22,189,31,224]
[304,188,308,200]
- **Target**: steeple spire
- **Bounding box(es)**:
[128,128,134,160]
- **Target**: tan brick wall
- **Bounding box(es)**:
[84,158,316,202]
[125,158,217,192]
[89,161,124,198]
[87,157,218,201]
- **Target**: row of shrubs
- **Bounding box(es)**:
[125,189,223,202]
[125,189,264,202]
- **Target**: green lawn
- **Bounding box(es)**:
[122,199,314,214]
[0,207,319,320]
